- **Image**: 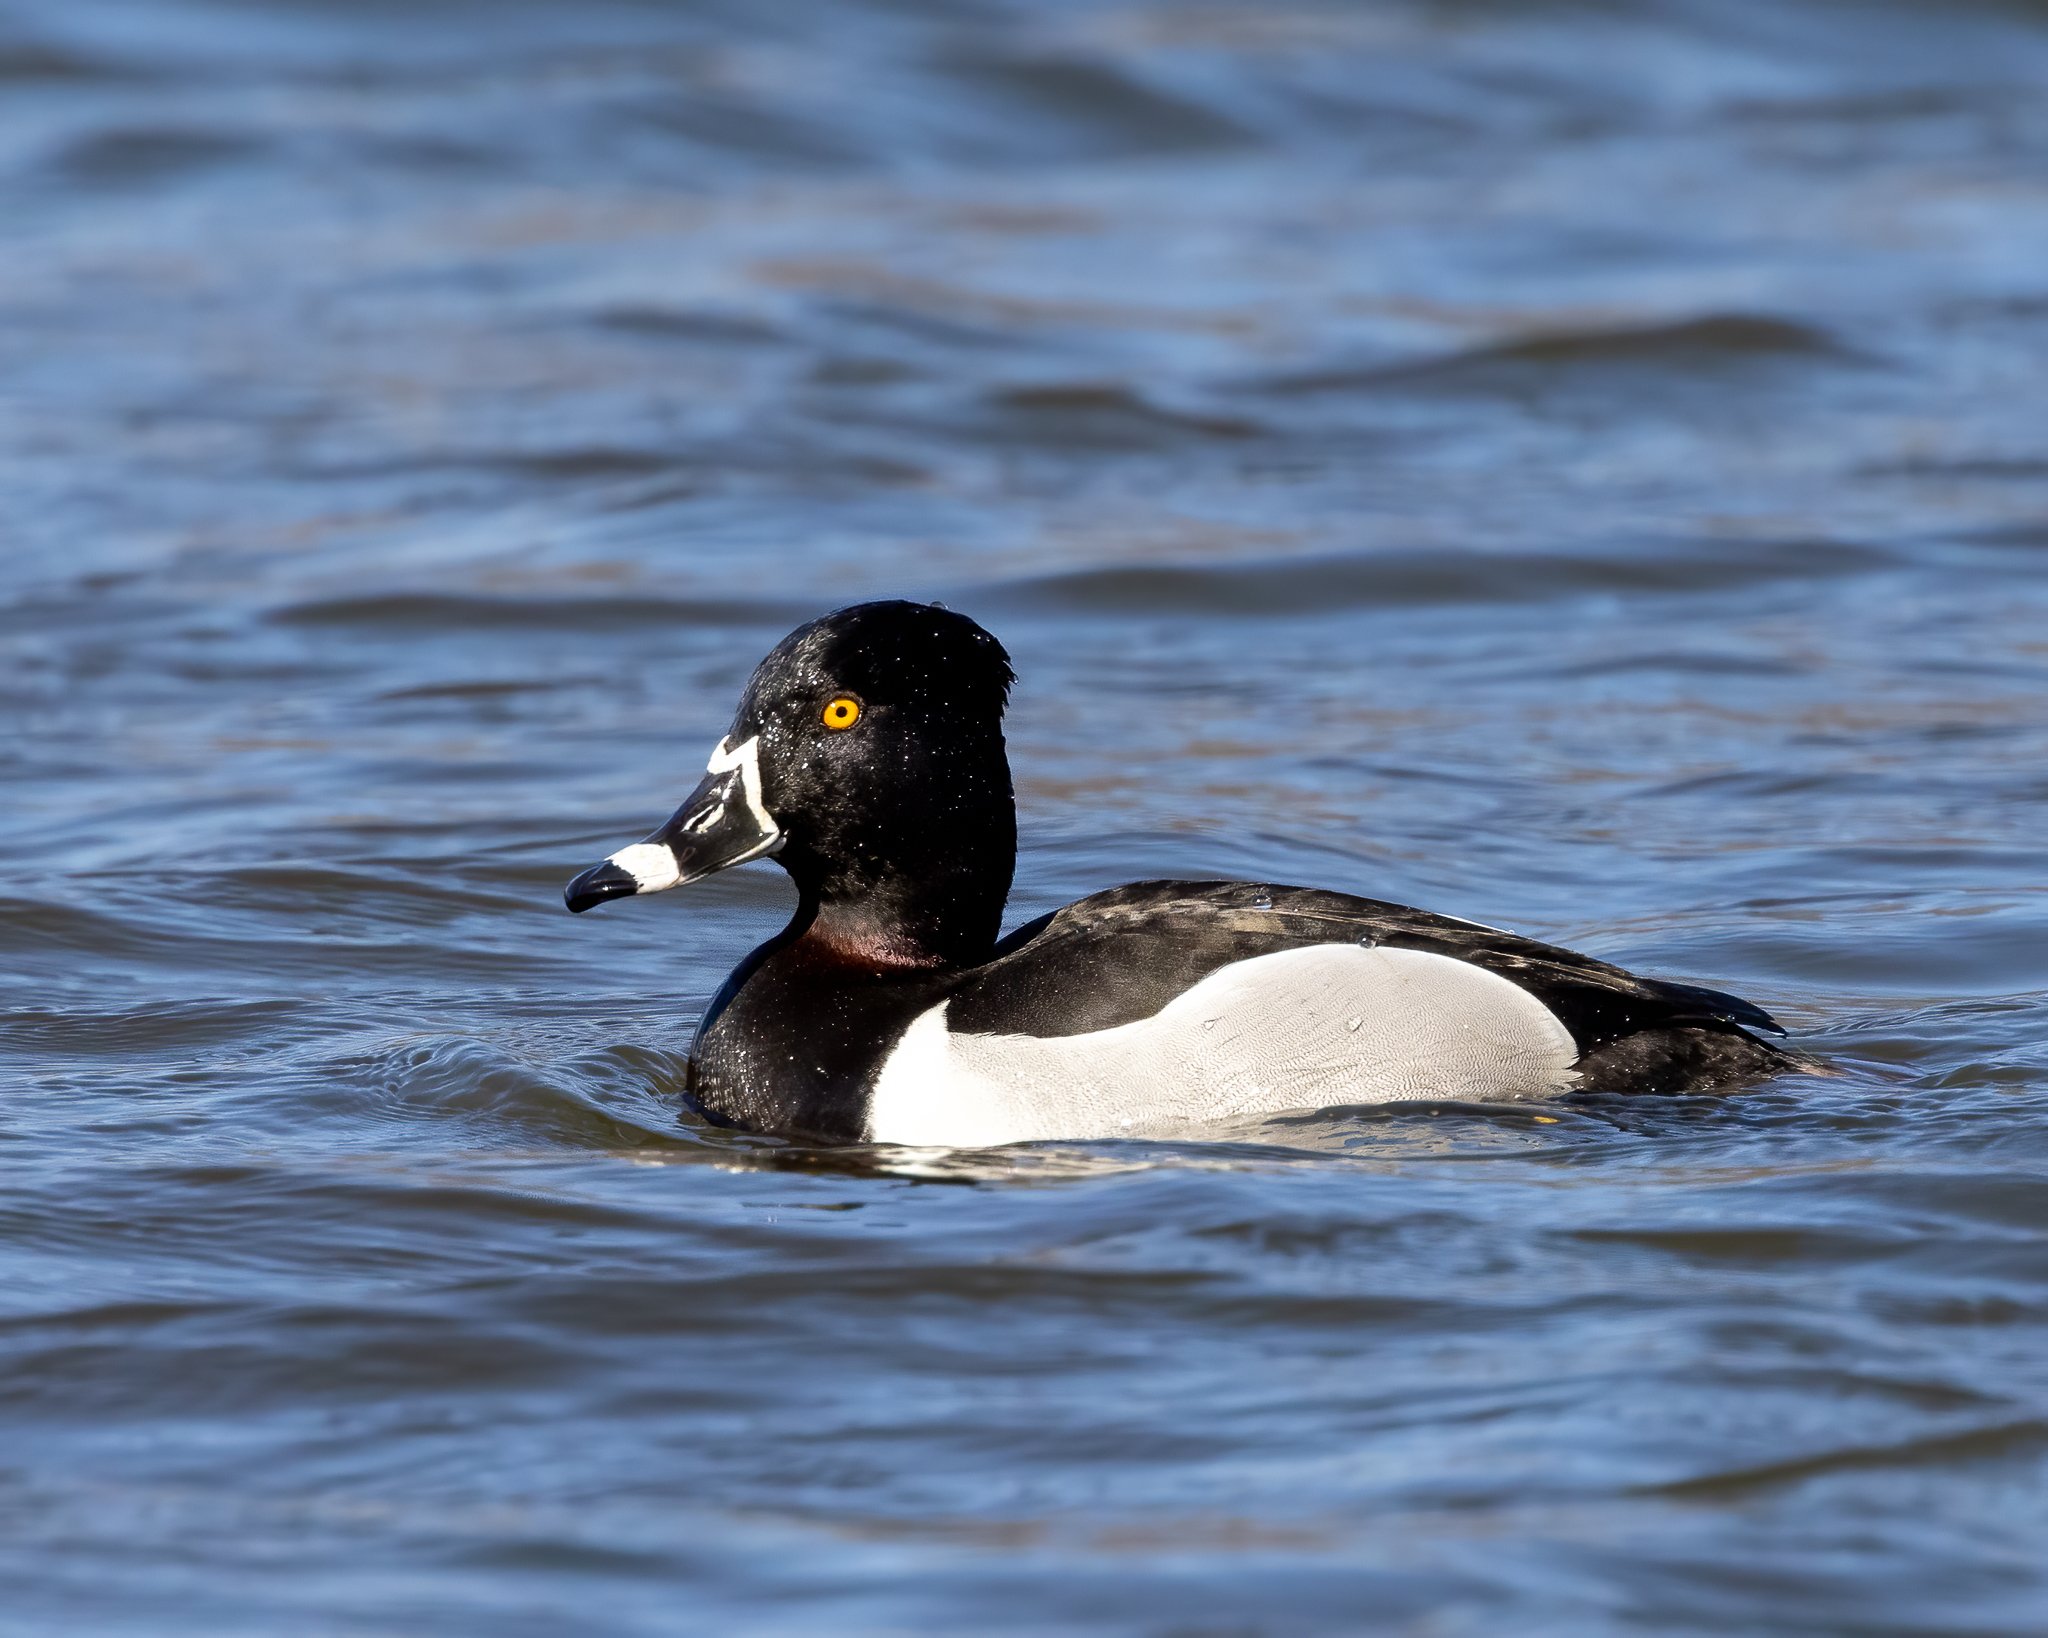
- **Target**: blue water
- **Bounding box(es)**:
[5,0,2048,1630]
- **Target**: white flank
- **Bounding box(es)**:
[607,841,683,893]
[866,944,1579,1149]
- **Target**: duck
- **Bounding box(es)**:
[565,600,1794,1146]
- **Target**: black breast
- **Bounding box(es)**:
[687,934,948,1141]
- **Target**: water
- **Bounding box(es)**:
[5,0,2048,1629]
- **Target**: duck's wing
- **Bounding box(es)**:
[952,879,1785,1070]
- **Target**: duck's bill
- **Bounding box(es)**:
[564,750,783,914]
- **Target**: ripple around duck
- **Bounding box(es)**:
[320,1035,698,1149]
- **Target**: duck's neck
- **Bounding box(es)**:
[778,808,1016,973]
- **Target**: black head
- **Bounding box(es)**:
[565,601,1018,967]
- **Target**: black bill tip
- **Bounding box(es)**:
[564,860,641,914]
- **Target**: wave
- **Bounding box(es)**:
[987,538,1903,618]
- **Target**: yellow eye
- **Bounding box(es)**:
[821,696,861,731]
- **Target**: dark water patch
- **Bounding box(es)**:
[1735,86,1971,125]
[1498,646,1810,682]
[1865,454,2048,481]
[807,350,928,388]
[938,49,1254,161]
[978,380,1264,448]
[3,1301,592,1415]
[1642,766,1898,801]
[1637,1417,2048,1501]
[53,125,268,186]
[1563,1217,1928,1270]
[589,303,785,347]
[469,446,684,481]
[799,287,1062,356]
[265,590,808,631]
[0,39,136,83]
[1261,314,1864,398]
[354,130,507,176]
[376,674,606,702]
[991,538,1905,618]
[284,445,694,485]
[0,585,194,640]
[1944,520,2048,552]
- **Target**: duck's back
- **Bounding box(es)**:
[864,881,1789,1146]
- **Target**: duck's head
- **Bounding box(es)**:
[565,600,1018,965]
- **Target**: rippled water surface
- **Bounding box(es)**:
[6,0,2048,1630]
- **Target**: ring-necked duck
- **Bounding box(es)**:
[565,600,1793,1145]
